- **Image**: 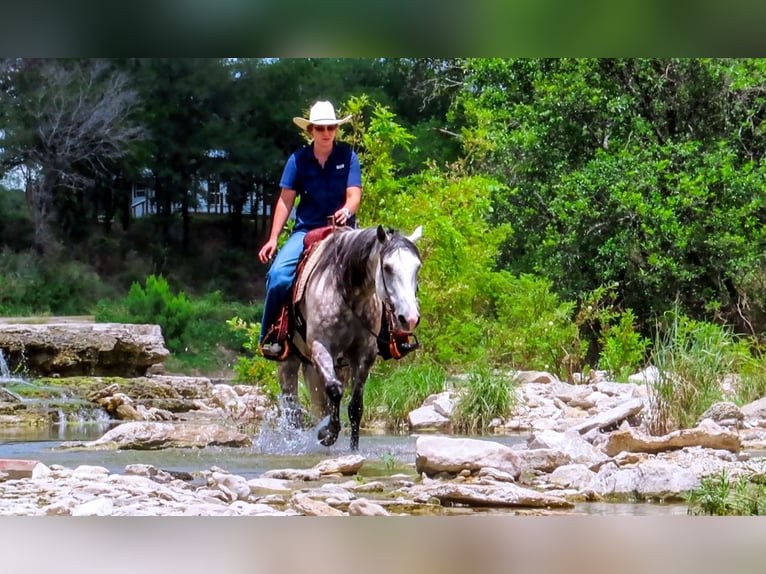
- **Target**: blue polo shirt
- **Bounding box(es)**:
[279,142,362,232]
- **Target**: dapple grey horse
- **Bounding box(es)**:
[279,224,423,450]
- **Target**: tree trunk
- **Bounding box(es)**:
[27,173,59,255]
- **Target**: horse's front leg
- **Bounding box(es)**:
[310,340,343,446]
[347,352,376,451]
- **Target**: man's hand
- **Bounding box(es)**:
[258,239,278,263]
[334,207,352,226]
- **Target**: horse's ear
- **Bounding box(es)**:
[407,225,423,243]
[376,225,388,243]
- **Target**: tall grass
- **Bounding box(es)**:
[687,469,766,516]
[363,362,446,431]
[647,308,755,434]
[452,364,515,434]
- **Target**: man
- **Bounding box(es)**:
[257,100,362,359]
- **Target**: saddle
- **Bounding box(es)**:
[260,221,419,362]
[259,225,335,362]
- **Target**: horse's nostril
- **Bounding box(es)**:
[398,314,407,326]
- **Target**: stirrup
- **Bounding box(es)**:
[378,331,419,360]
[260,335,290,361]
[390,331,419,359]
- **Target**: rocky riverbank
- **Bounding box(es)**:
[3,365,766,515]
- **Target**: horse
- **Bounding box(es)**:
[279,224,423,451]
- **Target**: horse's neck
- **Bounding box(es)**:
[336,230,381,297]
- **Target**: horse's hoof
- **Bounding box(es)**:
[317,416,340,447]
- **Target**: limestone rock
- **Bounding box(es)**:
[601,420,741,457]
[415,435,521,478]
[59,421,252,450]
[0,322,169,377]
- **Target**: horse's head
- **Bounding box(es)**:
[376,225,423,333]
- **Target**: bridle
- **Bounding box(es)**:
[333,225,420,359]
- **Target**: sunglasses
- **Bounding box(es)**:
[311,125,337,133]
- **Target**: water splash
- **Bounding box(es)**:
[254,409,319,455]
[252,398,338,455]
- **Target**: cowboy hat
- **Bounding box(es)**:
[293,100,352,130]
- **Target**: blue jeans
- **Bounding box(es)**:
[259,230,307,343]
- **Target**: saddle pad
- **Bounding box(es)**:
[293,235,334,305]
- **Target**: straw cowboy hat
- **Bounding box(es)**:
[293,100,352,130]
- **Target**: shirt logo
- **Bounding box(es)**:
[336,164,345,169]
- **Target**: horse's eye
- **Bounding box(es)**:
[383,264,393,274]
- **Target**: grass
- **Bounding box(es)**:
[686,469,766,516]
[363,362,447,431]
[452,364,515,434]
[647,309,755,435]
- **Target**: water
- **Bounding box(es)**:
[0,419,695,514]
[0,414,529,479]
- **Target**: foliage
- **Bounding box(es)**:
[575,285,651,381]
[452,365,515,434]
[598,309,650,382]
[687,469,766,516]
[380,451,397,472]
[363,362,447,431]
[488,272,585,379]
[0,247,116,316]
[646,307,755,434]
[100,274,193,352]
[96,275,261,374]
[457,58,766,335]
[226,316,279,402]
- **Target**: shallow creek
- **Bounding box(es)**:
[0,421,689,516]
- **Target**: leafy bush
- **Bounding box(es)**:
[96,275,261,374]
[452,365,515,434]
[488,272,585,379]
[0,248,115,316]
[96,274,193,352]
[598,309,650,382]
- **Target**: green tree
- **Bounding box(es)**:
[0,58,144,253]
[455,58,766,335]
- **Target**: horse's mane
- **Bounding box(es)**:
[312,226,421,296]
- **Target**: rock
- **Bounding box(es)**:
[601,420,741,457]
[261,468,322,481]
[348,498,390,516]
[71,498,115,516]
[514,448,573,473]
[59,421,252,450]
[514,370,559,385]
[423,391,457,418]
[740,396,766,425]
[696,401,744,427]
[527,429,609,468]
[312,455,365,476]
[290,493,344,516]
[628,366,660,385]
[548,464,598,490]
[0,459,48,480]
[415,435,521,478]
[593,458,700,501]
[0,322,169,377]
[408,481,574,509]
[569,398,645,435]
[408,405,452,432]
